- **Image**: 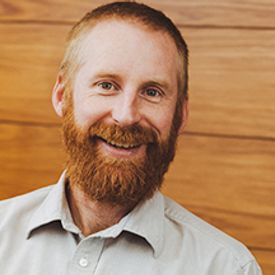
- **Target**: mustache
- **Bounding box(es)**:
[88,121,158,146]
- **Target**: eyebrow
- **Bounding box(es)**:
[90,72,122,82]
[144,80,170,91]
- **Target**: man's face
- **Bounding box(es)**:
[56,19,186,206]
[72,19,180,144]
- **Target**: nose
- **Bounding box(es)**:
[112,93,141,127]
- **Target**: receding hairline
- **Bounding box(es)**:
[68,13,178,39]
[71,17,181,63]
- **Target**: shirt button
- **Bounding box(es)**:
[79,257,89,268]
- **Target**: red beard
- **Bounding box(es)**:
[62,94,180,207]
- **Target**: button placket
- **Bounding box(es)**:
[67,237,106,275]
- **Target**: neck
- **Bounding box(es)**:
[66,183,133,236]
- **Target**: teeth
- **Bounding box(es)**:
[108,140,139,149]
[97,136,140,149]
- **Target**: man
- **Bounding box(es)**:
[0,2,262,275]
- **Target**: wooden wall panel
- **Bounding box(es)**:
[0,24,69,124]
[186,27,275,139]
[0,123,64,199]
[1,0,275,28]
[1,24,275,138]
[165,136,275,217]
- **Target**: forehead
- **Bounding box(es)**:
[74,19,179,87]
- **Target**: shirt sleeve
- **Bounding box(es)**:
[241,260,263,275]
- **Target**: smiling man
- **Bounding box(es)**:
[0,2,262,275]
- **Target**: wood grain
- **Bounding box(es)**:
[0,24,69,123]
[1,0,275,28]
[1,24,275,138]
[186,28,275,139]
[0,123,65,199]
[0,123,274,251]
[250,249,275,275]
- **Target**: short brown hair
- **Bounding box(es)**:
[60,1,188,101]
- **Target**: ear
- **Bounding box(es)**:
[178,99,189,135]
[52,74,65,117]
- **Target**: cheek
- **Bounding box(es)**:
[144,105,175,140]
[72,95,111,130]
[158,115,174,139]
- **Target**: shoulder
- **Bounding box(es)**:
[0,185,53,229]
[162,195,258,271]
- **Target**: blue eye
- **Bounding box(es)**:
[98,82,114,90]
[145,88,159,97]
[141,87,162,103]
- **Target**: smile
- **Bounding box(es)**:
[96,136,146,158]
[97,136,142,150]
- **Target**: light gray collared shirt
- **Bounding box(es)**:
[0,172,262,275]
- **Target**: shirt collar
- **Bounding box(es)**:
[26,172,165,257]
[90,192,165,258]
[26,171,80,238]
[123,192,165,258]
